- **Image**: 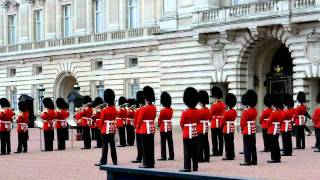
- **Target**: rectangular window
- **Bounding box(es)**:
[128,0,138,28]
[97,82,104,98]
[95,0,102,33]
[126,56,138,68]
[35,10,44,41]
[126,79,139,98]
[8,68,16,77]
[92,59,103,70]
[11,88,18,111]
[36,66,42,75]
[8,15,17,44]
[63,5,72,37]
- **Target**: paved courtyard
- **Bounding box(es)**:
[0,128,319,180]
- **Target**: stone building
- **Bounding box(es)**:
[0,0,320,123]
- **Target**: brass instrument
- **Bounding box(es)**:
[75,102,93,113]
[128,104,136,110]
[93,103,107,114]
[119,103,129,108]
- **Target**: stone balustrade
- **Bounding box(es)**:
[0,26,160,54]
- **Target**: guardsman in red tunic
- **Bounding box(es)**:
[197,90,210,163]
[240,90,258,166]
[312,93,320,152]
[126,99,136,146]
[259,94,272,153]
[78,96,93,149]
[137,86,157,169]
[266,94,282,163]
[221,93,237,161]
[179,87,200,172]
[92,97,105,148]
[131,91,145,163]
[41,98,56,151]
[117,96,127,147]
[293,92,308,149]
[210,86,225,156]
[95,89,118,166]
[157,92,174,161]
[15,101,29,153]
[0,98,14,155]
[281,94,294,156]
[55,98,69,151]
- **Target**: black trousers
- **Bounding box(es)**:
[57,128,66,150]
[270,134,281,162]
[64,126,69,141]
[211,128,223,156]
[243,134,257,164]
[262,128,270,151]
[281,131,292,155]
[198,133,209,162]
[183,137,198,171]
[91,128,96,140]
[160,132,174,160]
[118,127,126,146]
[82,126,91,149]
[95,128,102,148]
[100,134,117,164]
[44,130,54,151]
[141,134,155,167]
[1,131,11,154]
[17,132,28,153]
[224,133,235,160]
[126,125,135,146]
[315,128,320,150]
[135,134,143,161]
[295,126,305,149]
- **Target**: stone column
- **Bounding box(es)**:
[0,8,4,45]
[55,0,62,38]
[45,0,56,39]
[85,0,93,34]
[142,0,156,26]
[106,0,120,31]
[18,2,30,43]
[118,0,126,29]
[159,0,178,31]
[75,0,86,35]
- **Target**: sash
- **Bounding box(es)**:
[18,123,28,132]
[247,121,256,135]
[56,119,68,127]
[200,120,209,134]
[298,115,306,126]
[184,123,197,139]
[104,120,115,134]
[163,120,172,133]
[0,121,12,131]
[283,120,292,132]
[272,122,280,135]
[226,121,235,134]
[143,120,155,134]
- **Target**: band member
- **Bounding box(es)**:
[312,93,320,152]
[78,96,93,149]
[117,96,127,147]
[41,98,56,151]
[0,98,14,155]
[126,99,136,146]
[197,90,210,162]
[280,94,294,156]
[131,91,145,163]
[294,92,308,149]
[95,89,117,166]
[158,91,174,161]
[259,94,272,152]
[15,101,29,153]
[240,90,258,166]
[210,86,225,156]
[92,97,104,148]
[180,87,200,172]
[266,94,282,163]
[137,86,156,168]
[221,93,237,160]
[55,98,69,151]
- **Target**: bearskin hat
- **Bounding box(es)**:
[118,96,127,106]
[56,98,68,110]
[136,91,145,106]
[183,87,198,108]
[83,96,92,104]
[93,97,104,108]
[160,91,172,108]
[226,93,237,109]
[271,93,283,109]
[211,86,223,99]
[104,89,115,105]
[0,98,11,108]
[143,86,155,103]
[245,90,257,108]
[43,98,55,109]
[18,101,28,112]
[241,93,247,106]
[127,98,136,107]
[198,90,209,106]
[283,94,294,108]
[317,93,320,104]
[297,91,306,104]
[263,94,272,108]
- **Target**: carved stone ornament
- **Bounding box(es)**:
[211,39,227,70]
[305,30,320,65]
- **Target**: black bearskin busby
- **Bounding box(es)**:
[43,98,55,110]
[198,90,209,106]
[317,93,320,104]
[183,87,198,108]
[211,86,223,99]
[226,93,237,109]
[143,86,155,103]
[93,97,104,108]
[136,91,145,106]
[83,96,92,104]
[263,94,272,108]
[160,91,172,108]
[271,94,283,109]
[127,98,136,107]
[0,98,11,108]
[56,98,69,110]
[245,90,257,108]
[104,89,115,106]
[241,93,247,106]
[297,91,306,104]
[283,94,294,108]
[18,101,29,112]
[118,96,127,106]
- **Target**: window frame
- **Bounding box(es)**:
[95,0,102,33]
[63,4,72,37]
[126,55,138,68]
[8,14,17,45]
[34,9,44,41]
[8,68,16,77]
[127,0,139,28]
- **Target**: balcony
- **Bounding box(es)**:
[0,26,160,54]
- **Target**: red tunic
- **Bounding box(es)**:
[41,109,56,131]
[137,104,157,134]
[55,109,69,129]
[197,107,211,134]
[221,108,237,134]
[116,108,127,128]
[78,107,93,127]
[240,107,257,135]
[312,107,320,128]
[280,108,294,132]
[294,104,307,126]
[126,108,135,126]
[266,110,282,135]
[180,108,200,139]
[158,107,173,133]
[17,112,29,132]
[134,108,142,134]
[259,107,273,129]
[92,111,102,129]
[0,108,14,132]
[100,106,117,134]
[210,101,226,128]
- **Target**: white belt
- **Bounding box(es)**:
[184,123,197,139]
[226,121,235,134]
[200,120,209,134]
[298,115,306,125]
[283,120,291,132]
[18,123,28,131]
[264,118,269,121]
[104,120,115,134]
[143,120,154,134]
[163,120,172,133]
[272,122,280,135]
[247,121,255,135]
[215,116,222,128]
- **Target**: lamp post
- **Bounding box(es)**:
[37,84,45,112]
